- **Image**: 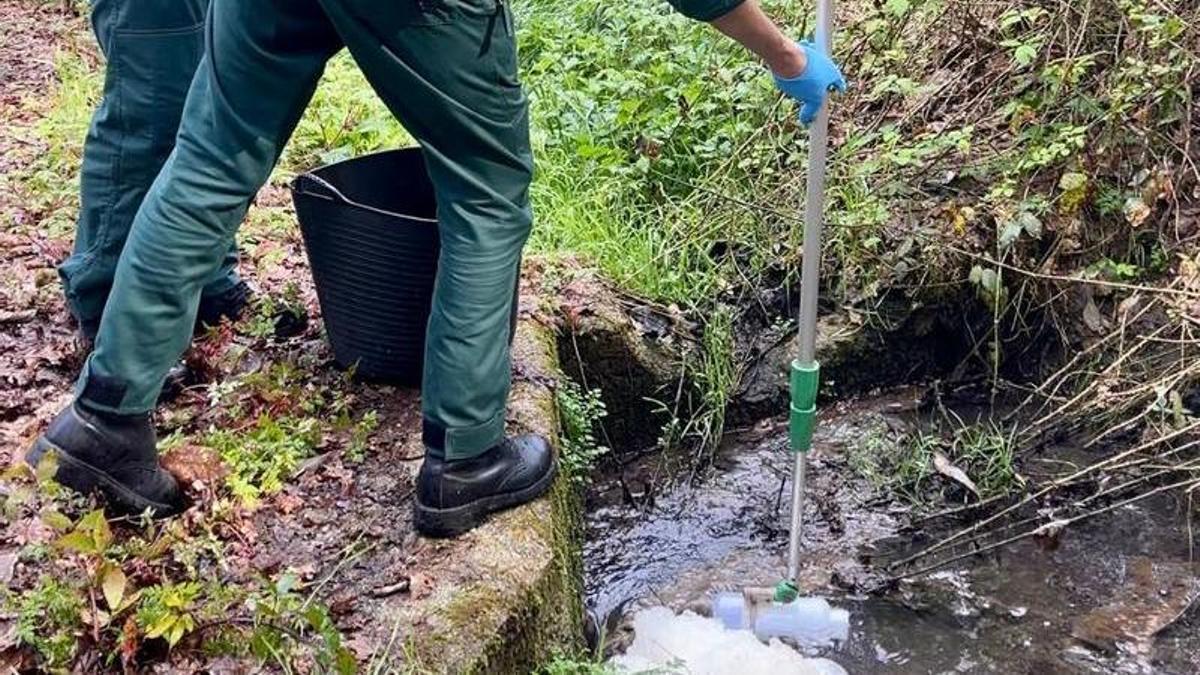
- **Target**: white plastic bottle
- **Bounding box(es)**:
[713,592,850,647]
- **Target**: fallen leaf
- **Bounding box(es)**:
[407,572,435,599]
[275,491,304,515]
[101,564,126,611]
[1058,172,1089,214]
[1033,518,1070,550]
[1124,197,1151,227]
[161,444,229,486]
[1116,294,1140,319]
[932,452,980,497]
[296,452,332,476]
[371,577,411,598]
[1082,297,1106,333]
[1072,558,1200,654]
[329,591,357,616]
[0,309,36,324]
[0,553,15,586]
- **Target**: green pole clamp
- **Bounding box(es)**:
[789,360,820,453]
[773,579,799,603]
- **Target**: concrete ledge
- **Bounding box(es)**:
[394,314,584,672]
[243,282,584,674]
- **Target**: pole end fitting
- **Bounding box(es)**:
[774,579,800,603]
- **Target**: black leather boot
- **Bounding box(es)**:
[414,434,556,538]
[26,403,184,517]
[195,279,252,333]
[76,279,252,341]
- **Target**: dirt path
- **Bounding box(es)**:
[0,3,424,669]
[0,0,74,166]
[0,0,86,455]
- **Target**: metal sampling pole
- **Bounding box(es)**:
[786,0,834,586]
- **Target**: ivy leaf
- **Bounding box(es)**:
[999,221,1023,249]
[34,451,59,483]
[101,564,127,612]
[56,530,97,555]
[40,508,73,531]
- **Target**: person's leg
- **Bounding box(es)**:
[59,0,245,341]
[319,0,554,536]
[78,0,340,414]
[29,0,340,515]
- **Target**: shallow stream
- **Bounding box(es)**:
[584,390,1200,673]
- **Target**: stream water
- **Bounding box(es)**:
[584,390,1200,674]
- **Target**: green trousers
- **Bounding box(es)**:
[77,0,534,460]
[58,0,240,337]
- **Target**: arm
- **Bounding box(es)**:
[710,0,806,78]
[669,0,847,125]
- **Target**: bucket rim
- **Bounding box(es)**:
[290,147,438,224]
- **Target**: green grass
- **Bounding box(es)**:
[538,657,619,675]
[15,48,101,238]
[847,418,937,501]
[949,419,1021,496]
[849,415,1023,504]
[278,52,413,176]
[518,0,801,305]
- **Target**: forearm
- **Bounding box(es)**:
[669,0,846,126]
[710,0,806,77]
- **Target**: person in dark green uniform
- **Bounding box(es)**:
[29,0,844,537]
[60,0,250,344]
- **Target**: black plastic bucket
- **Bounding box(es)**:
[292,148,439,385]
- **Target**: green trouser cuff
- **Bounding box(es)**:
[75,358,153,415]
[423,411,506,461]
[789,360,820,453]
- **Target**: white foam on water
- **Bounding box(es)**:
[609,606,848,675]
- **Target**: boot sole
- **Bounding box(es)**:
[413,462,558,539]
[26,437,181,518]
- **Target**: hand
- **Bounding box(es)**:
[773,41,847,126]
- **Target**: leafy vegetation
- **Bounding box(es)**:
[849,415,1023,504]
[2,464,361,671]
[557,379,611,483]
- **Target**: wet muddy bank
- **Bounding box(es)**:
[583,388,1200,673]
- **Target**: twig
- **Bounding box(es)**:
[890,476,1200,581]
[940,244,1200,300]
[889,421,1200,569]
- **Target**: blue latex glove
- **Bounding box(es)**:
[773,41,847,126]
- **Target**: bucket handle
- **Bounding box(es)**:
[291,172,438,224]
